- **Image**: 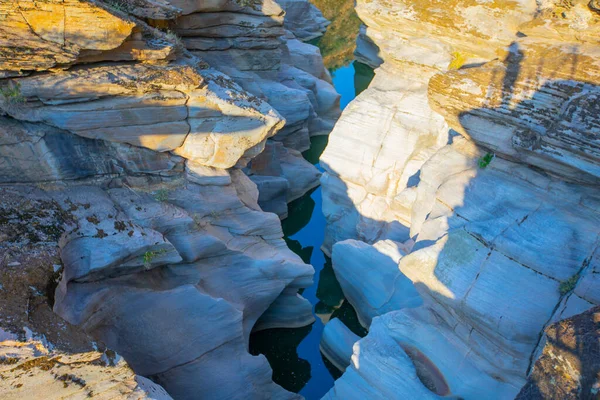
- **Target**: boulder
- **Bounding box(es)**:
[0,340,172,400]
[515,306,600,400]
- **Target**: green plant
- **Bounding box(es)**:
[478,152,494,169]
[0,82,25,105]
[559,273,579,295]
[104,0,130,13]
[154,189,169,202]
[143,249,167,268]
[164,30,184,49]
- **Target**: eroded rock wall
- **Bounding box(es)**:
[320,0,600,398]
[0,0,337,398]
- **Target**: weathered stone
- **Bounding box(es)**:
[1,63,285,169]
[0,0,177,73]
[276,0,329,41]
[516,306,600,400]
[320,318,360,372]
[0,340,172,400]
[331,239,422,327]
[321,0,600,398]
[0,117,182,183]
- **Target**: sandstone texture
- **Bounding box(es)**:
[516,306,600,400]
[320,0,600,398]
[0,0,338,398]
[0,339,172,400]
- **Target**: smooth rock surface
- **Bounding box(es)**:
[0,340,172,400]
[319,318,360,372]
[0,0,332,398]
[320,0,600,398]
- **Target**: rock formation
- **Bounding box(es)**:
[320,0,600,398]
[0,0,337,398]
[1,339,172,400]
[515,306,600,400]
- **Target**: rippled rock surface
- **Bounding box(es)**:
[0,0,339,398]
[320,0,600,398]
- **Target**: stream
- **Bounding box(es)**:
[248,7,375,397]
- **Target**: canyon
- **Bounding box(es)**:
[0,0,599,399]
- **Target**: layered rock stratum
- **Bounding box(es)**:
[0,0,338,398]
[320,0,600,398]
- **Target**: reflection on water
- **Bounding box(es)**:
[308,0,362,70]
[332,61,376,110]
[249,135,369,399]
[249,6,375,398]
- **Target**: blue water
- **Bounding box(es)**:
[331,64,356,109]
[249,61,374,399]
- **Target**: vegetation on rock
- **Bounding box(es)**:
[0,83,25,106]
[478,152,494,169]
[309,0,362,70]
[559,273,580,295]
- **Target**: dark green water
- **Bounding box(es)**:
[249,61,374,399]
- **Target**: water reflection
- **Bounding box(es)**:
[248,7,375,397]
[308,0,362,70]
[249,137,369,399]
[332,61,376,109]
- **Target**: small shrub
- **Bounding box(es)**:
[143,249,167,268]
[164,30,184,49]
[559,273,579,295]
[0,82,25,106]
[153,189,169,202]
[478,152,494,169]
[104,0,130,13]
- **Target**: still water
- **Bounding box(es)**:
[249,60,375,399]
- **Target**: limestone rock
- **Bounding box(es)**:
[51,176,314,399]
[354,0,537,69]
[320,318,360,372]
[167,0,285,18]
[320,0,600,398]
[1,63,284,169]
[429,41,600,184]
[185,160,232,186]
[276,0,329,41]
[0,340,172,400]
[248,141,321,217]
[0,116,183,183]
[0,1,333,398]
[0,0,177,74]
[324,307,521,399]
[331,239,422,327]
[320,66,447,251]
[325,135,600,398]
[515,306,600,400]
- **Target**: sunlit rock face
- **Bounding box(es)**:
[163,0,340,215]
[320,0,600,398]
[515,306,600,400]
[0,0,335,398]
[0,339,173,400]
[0,0,339,217]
